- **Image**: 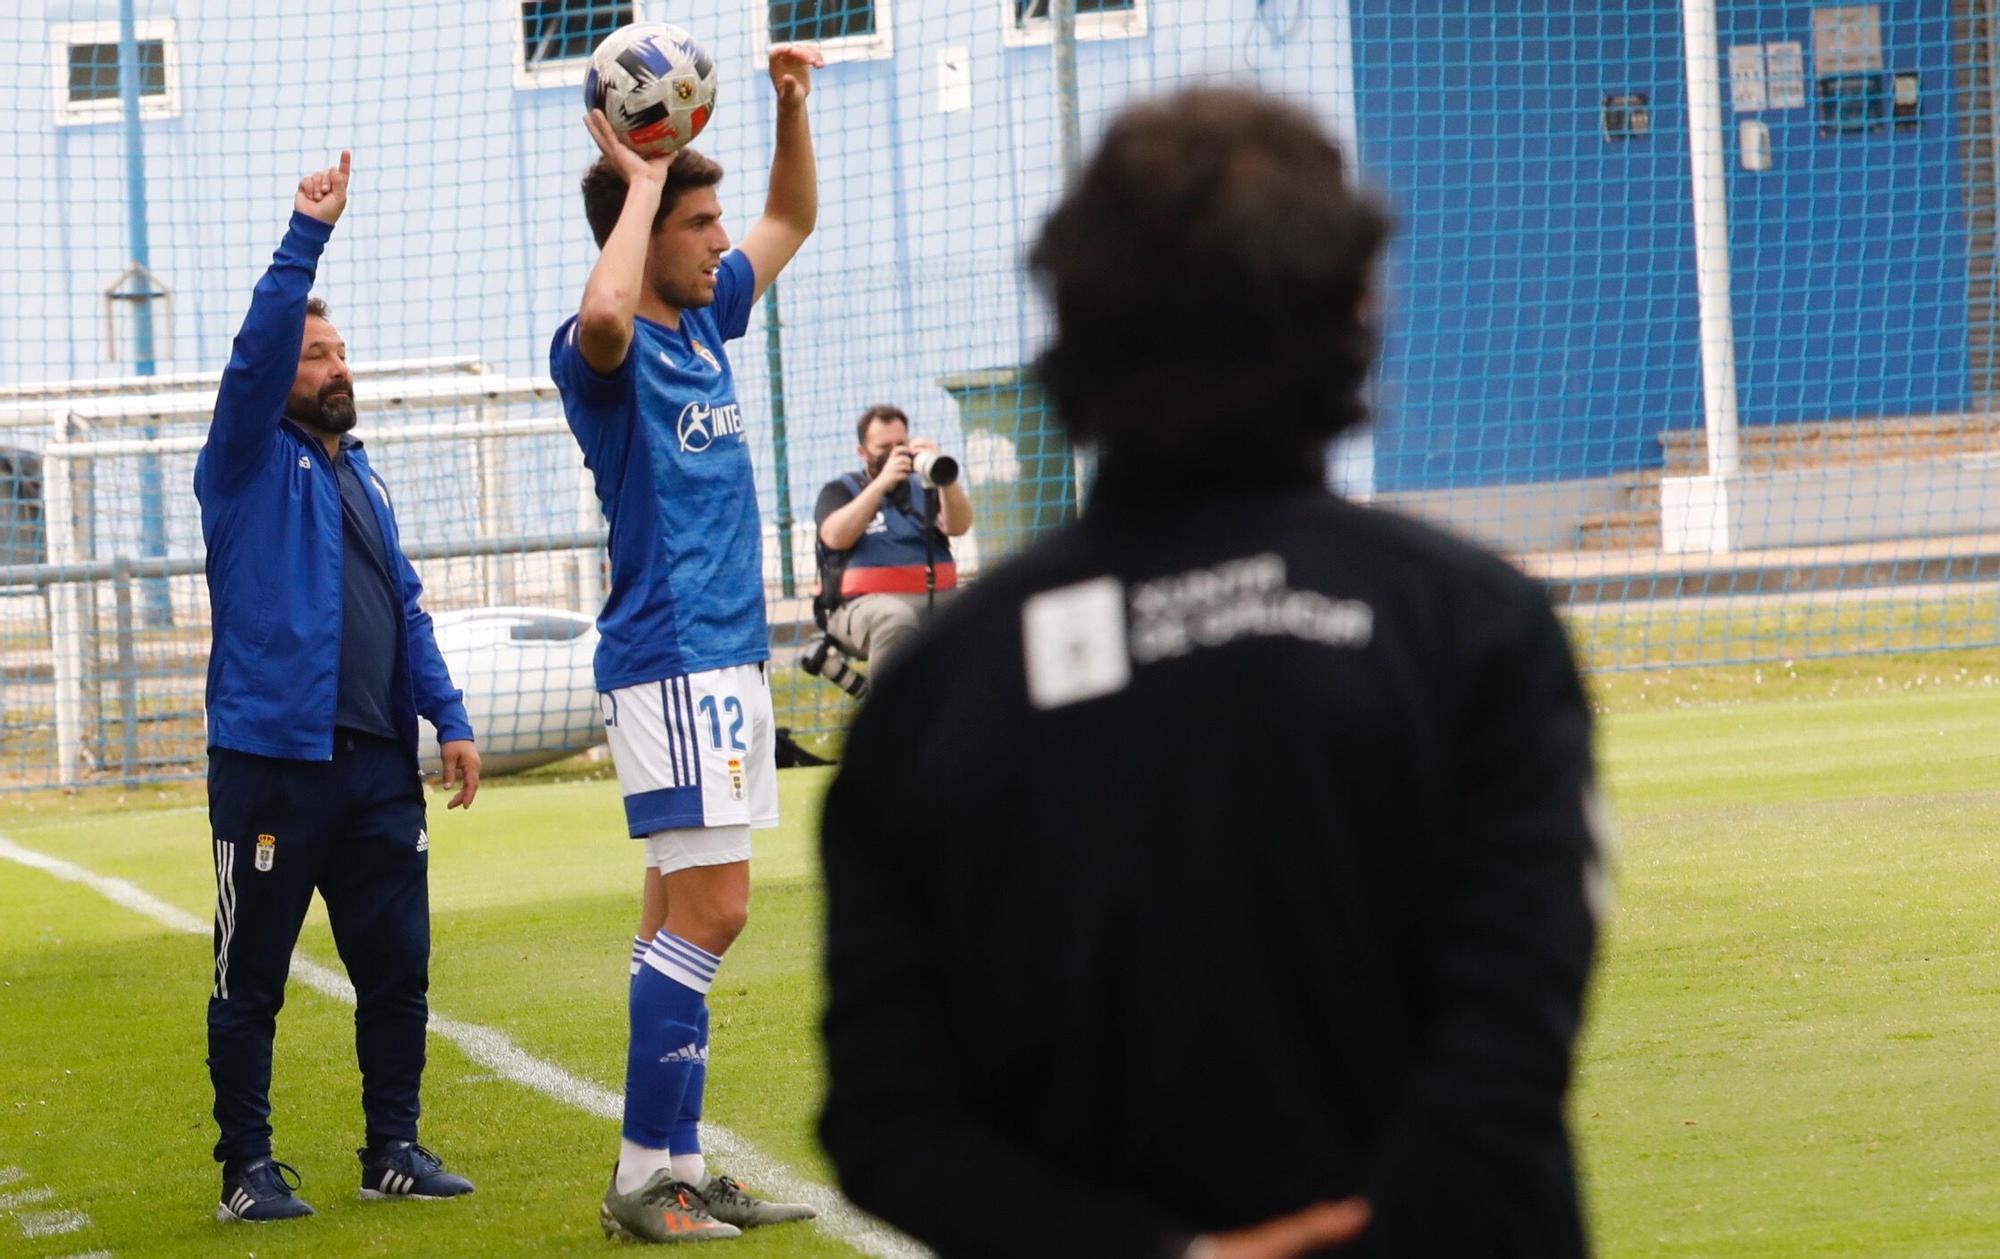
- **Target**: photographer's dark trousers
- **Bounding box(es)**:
[205,729,430,1164]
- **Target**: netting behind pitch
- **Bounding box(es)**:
[1,1,1995,788]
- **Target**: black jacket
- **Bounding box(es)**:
[819,461,1600,1259]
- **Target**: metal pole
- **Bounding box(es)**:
[763,285,796,598]
[113,558,139,785]
[1051,0,1083,181]
[117,0,171,626]
[1682,0,1743,481]
[1984,0,2000,404]
[46,431,84,788]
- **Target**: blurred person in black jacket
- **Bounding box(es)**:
[818,88,1604,1259]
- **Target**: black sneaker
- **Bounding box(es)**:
[357,1140,476,1200]
[216,1155,315,1222]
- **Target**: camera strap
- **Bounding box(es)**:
[921,481,939,614]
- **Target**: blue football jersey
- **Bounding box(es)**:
[552,250,767,690]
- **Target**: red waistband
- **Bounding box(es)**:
[841,562,959,596]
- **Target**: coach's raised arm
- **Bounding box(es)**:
[199,153,349,489]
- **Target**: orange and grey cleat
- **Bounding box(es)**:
[693,1172,817,1228]
[600,1167,742,1243]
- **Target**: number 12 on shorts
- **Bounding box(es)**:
[698,695,745,751]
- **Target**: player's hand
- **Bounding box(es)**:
[439,740,482,811]
[1203,1198,1370,1259]
[585,109,679,185]
[768,43,825,105]
[296,151,351,225]
[873,447,914,490]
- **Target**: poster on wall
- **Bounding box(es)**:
[1813,5,1884,75]
[1730,44,1769,111]
[1767,42,1807,108]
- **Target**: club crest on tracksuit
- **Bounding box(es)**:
[254,833,276,872]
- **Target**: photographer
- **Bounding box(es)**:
[813,404,973,672]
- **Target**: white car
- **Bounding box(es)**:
[419,607,604,778]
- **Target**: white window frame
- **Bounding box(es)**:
[752,0,893,65]
[1001,0,1145,48]
[514,0,642,90]
[50,20,182,127]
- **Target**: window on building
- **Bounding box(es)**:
[1007,0,1145,45]
[67,41,165,104]
[761,0,891,63]
[1015,0,1133,19]
[52,21,180,125]
[772,0,873,42]
[517,0,637,88]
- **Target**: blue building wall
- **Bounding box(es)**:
[1353,3,1705,492]
[0,0,1977,508]
[1718,0,1973,428]
[1351,0,1975,492]
[0,0,1364,539]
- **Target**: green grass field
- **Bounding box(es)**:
[4,657,2000,1256]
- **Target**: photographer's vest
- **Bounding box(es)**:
[836,472,957,598]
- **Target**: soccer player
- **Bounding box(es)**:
[550,45,824,1244]
[819,90,1603,1257]
[197,152,481,1222]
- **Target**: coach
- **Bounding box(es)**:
[820,91,1603,1258]
[195,152,480,1222]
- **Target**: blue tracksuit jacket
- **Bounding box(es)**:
[194,212,472,762]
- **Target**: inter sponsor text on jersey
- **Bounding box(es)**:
[552,250,766,690]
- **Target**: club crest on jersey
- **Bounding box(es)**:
[254,833,276,872]
[727,757,745,802]
[689,338,722,373]
[677,400,743,453]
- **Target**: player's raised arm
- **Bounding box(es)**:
[575,111,678,374]
[203,152,350,489]
[737,43,823,303]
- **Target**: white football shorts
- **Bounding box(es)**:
[600,662,780,841]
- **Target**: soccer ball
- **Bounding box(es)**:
[584,23,718,158]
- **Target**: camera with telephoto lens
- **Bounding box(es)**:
[910,449,958,489]
[800,635,869,700]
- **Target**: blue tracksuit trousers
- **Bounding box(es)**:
[205,729,430,1164]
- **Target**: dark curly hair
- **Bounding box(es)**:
[582,149,726,248]
[1028,89,1392,464]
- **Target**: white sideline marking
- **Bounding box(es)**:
[0,1167,24,1185]
[0,835,928,1259]
[0,1186,55,1209]
[17,1208,88,1238]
